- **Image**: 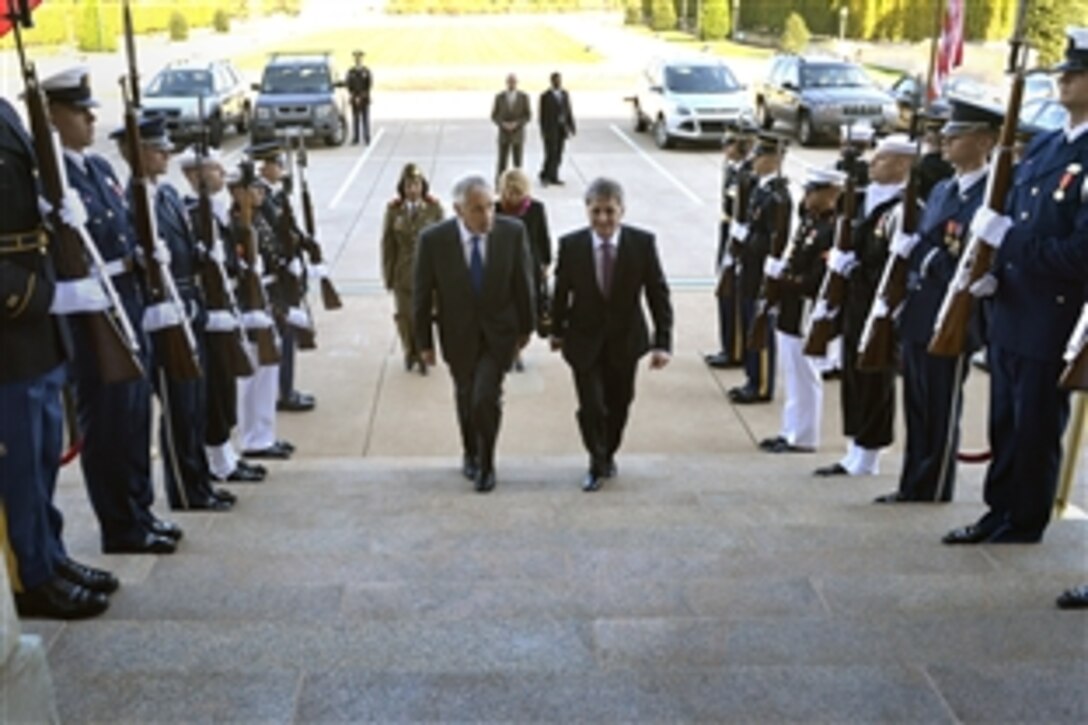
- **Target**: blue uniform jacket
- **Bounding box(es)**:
[990,129,1088,361]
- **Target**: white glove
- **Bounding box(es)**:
[205,309,240,332]
[143,301,184,332]
[828,248,858,277]
[286,257,304,278]
[970,207,1012,250]
[59,190,88,229]
[308,263,329,280]
[730,222,750,244]
[969,273,998,298]
[763,257,787,280]
[152,239,172,267]
[891,231,920,259]
[810,298,836,321]
[50,278,111,315]
[209,240,227,265]
[286,306,312,329]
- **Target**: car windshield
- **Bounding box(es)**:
[146,70,212,97]
[664,65,740,94]
[801,64,870,89]
[1025,100,1069,129]
[261,64,331,94]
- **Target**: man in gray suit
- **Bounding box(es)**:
[491,73,531,182]
[414,174,536,493]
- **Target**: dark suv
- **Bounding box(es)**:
[755,55,897,145]
[250,53,348,146]
[141,60,251,147]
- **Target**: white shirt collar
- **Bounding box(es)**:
[1065,119,1088,144]
[864,182,904,218]
[757,173,777,189]
[592,229,620,251]
[458,219,486,263]
[956,166,988,196]
[63,147,87,174]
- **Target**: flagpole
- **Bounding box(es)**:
[923,0,945,109]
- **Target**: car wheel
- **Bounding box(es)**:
[325,114,347,147]
[756,99,773,130]
[236,104,250,134]
[798,112,816,146]
[633,102,648,132]
[208,115,224,148]
[652,117,674,149]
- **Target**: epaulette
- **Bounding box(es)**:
[388,197,403,208]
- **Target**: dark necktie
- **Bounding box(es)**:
[470,235,484,296]
[600,238,614,298]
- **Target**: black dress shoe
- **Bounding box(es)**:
[582,470,604,492]
[183,495,233,512]
[759,435,787,451]
[731,388,772,404]
[942,521,1004,545]
[148,518,183,541]
[103,533,177,555]
[277,439,296,453]
[1057,584,1088,610]
[769,439,815,453]
[238,460,267,477]
[462,454,480,481]
[475,469,496,493]
[550,178,565,186]
[243,442,293,459]
[873,491,910,504]
[814,462,850,477]
[277,391,316,412]
[55,557,119,594]
[705,353,741,369]
[604,459,617,478]
[821,369,842,381]
[221,465,265,483]
[14,577,109,620]
[212,487,237,505]
[986,525,1042,544]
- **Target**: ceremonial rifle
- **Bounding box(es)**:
[803,169,858,357]
[8,0,143,384]
[715,163,751,299]
[234,161,281,365]
[746,155,791,351]
[272,139,317,351]
[928,0,1029,357]
[1060,304,1088,391]
[294,135,343,309]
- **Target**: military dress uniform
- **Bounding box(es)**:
[945,30,1088,543]
[708,156,751,368]
[382,184,443,371]
[346,52,372,145]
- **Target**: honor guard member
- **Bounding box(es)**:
[875,99,1000,504]
[382,163,444,374]
[705,117,756,370]
[346,50,372,145]
[111,117,234,512]
[759,167,843,454]
[815,134,917,477]
[253,142,315,413]
[944,27,1088,545]
[44,67,181,553]
[229,168,295,460]
[0,96,114,618]
[178,148,265,484]
[916,101,955,202]
[727,131,791,404]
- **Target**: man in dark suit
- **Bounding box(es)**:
[550,177,673,492]
[538,71,575,186]
[491,73,531,182]
[413,174,535,493]
[346,50,372,145]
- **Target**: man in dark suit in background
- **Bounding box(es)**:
[413,173,535,493]
[538,71,575,186]
[346,50,372,145]
[491,73,531,182]
[550,177,673,492]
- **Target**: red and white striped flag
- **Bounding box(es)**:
[931,0,966,100]
[0,0,43,38]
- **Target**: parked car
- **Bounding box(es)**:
[249,52,348,147]
[1019,97,1068,132]
[629,56,752,149]
[141,59,251,147]
[755,54,898,145]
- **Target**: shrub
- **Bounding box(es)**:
[77,0,118,52]
[700,0,730,40]
[624,0,641,24]
[780,12,810,54]
[649,0,675,32]
[214,8,231,32]
[169,10,189,41]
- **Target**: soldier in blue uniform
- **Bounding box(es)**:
[43,67,181,553]
[876,99,1001,503]
[0,92,116,618]
[705,119,755,370]
[944,28,1088,544]
[111,117,234,512]
[727,132,791,404]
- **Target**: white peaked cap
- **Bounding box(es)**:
[873,134,918,157]
[804,166,847,188]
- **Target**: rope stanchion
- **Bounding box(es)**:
[1055,393,1086,518]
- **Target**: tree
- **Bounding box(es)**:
[77,0,117,52]
[625,0,642,25]
[650,0,676,31]
[700,0,730,40]
[780,11,811,53]
[1027,0,1088,66]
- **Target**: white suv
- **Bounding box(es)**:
[631,56,751,149]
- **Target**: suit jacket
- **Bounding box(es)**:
[990,129,1088,361]
[538,88,575,139]
[413,216,535,374]
[491,90,531,143]
[551,225,672,371]
[495,198,551,267]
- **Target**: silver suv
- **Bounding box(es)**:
[141,60,251,147]
[755,55,897,146]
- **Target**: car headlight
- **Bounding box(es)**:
[314,104,335,119]
[255,107,271,120]
[674,104,692,116]
[883,102,898,117]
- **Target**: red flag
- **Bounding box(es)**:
[931,0,966,100]
[0,0,44,39]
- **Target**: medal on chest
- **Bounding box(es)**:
[944,220,963,256]
[1055,163,1082,202]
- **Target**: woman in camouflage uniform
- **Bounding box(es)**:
[381,163,444,374]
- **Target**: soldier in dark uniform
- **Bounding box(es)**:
[705,119,755,370]
[875,99,1001,503]
[916,101,955,202]
[944,27,1088,544]
[815,135,917,477]
[44,67,180,553]
[253,143,316,414]
[759,167,843,453]
[0,94,114,618]
[346,50,372,145]
[727,132,791,404]
[112,117,233,512]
